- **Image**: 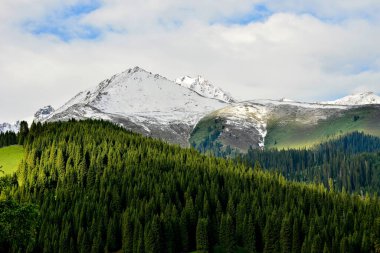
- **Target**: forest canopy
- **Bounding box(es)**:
[1,120,380,252]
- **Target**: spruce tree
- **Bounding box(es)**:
[196,218,208,251]
[280,215,292,253]
[243,215,256,253]
[18,120,29,145]
[122,214,133,253]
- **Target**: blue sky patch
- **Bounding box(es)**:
[62,1,101,18]
[223,4,273,25]
[27,22,102,42]
[24,0,101,42]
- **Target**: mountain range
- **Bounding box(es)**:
[3,66,380,152]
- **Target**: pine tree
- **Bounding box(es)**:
[323,243,330,253]
[254,160,262,171]
[340,237,349,253]
[280,215,292,253]
[374,218,380,253]
[56,149,65,179]
[122,213,133,253]
[145,216,161,253]
[135,222,144,253]
[243,215,256,253]
[220,214,235,253]
[18,120,29,145]
[292,219,301,253]
[196,218,208,251]
[106,217,119,252]
[311,235,322,253]
[263,213,279,253]
[180,211,189,252]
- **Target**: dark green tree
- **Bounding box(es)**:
[280,215,292,253]
[0,200,39,252]
[17,121,29,145]
[196,218,208,251]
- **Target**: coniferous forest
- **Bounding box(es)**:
[1,120,380,252]
[243,132,380,194]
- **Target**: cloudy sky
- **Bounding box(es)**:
[1,0,380,122]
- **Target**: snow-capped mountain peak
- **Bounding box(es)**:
[124,66,167,79]
[0,121,20,133]
[35,67,229,146]
[34,105,55,122]
[175,75,235,103]
[321,91,380,105]
[131,66,145,72]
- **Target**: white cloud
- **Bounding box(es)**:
[82,0,260,31]
[266,0,380,20]
[0,1,380,122]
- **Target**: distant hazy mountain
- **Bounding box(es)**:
[0,121,20,133]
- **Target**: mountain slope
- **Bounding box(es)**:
[191,99,380,152]
[38,67,228,146]
[6,119,380,252]
[265,104,380,149]
[190,102,268,153]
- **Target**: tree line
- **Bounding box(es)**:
[0,131,17,148]
[0,121,30,148]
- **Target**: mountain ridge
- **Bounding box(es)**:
[26,66,380,151]
[175,75,235,103]
[35,66,228,146]
[321,91,380,105]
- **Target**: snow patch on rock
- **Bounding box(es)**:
[175,75,235,103]
[217,103,268,148]
[34,105,54,122]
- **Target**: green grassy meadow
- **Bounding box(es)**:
[0,145,24,176]
[191,105,380,152]
[265,106,380,149]
[189,115,224,147]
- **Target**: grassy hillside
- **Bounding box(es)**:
[265,106,380,149]
[0,145,24,176]
[190,105,380,154]
[189,115,225,151]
